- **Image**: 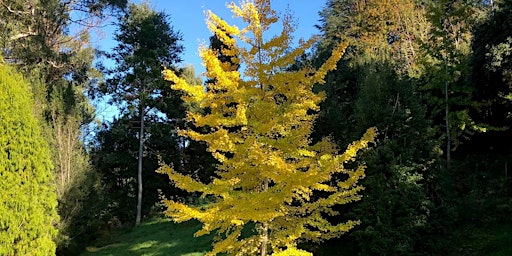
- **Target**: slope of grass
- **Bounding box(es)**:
[82,218,213,256]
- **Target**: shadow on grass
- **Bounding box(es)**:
[82,218,214,256]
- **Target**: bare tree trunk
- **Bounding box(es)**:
[136,103,144,226]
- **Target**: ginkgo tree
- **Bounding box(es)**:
[159,1,376,255]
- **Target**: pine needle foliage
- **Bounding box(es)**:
[0,62,59,255]
[159,1,376,255]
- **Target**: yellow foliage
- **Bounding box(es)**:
[160,0,376,255]
[271,247,313,256]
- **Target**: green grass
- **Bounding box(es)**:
[81,216,512,256]
[82,218,214,256]
[446,221,512,256]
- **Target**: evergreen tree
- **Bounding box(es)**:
[179,31,241,185]
[0,61,59,255]
[159,1,376,255]
[471,0,512,151]
[0,0,117,251]
[92,113,182,224]
[96,2,184,226]
[182,67,218,185]
[312,1,443,254]
[350,60,439,255]
[312,0,430,147]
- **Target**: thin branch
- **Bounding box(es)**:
[10,31,38,41]
[1,2,32,16]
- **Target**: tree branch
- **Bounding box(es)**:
[1,1,32,16]
[10,31,38,41]
[47,60,66,69]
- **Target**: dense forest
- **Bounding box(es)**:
[0,0,511,255]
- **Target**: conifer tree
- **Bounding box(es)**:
[103,2,184,226]
[159,1,376,255]
[0,61,59,255]
[1,0,113,251]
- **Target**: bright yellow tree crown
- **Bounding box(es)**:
[160,1,376,255]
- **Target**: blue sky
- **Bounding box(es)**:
[91,0,327,122]
[156,1,327,74]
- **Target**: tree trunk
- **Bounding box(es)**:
[260,179,269,256]
[258,44,269,256]
[445,79,451,169]
[444,42,451,170]
[442,16,451,170]
[136,104,145,226]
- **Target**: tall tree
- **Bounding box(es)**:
[311,0,430,148]
[422,0,486,167]
[42,80,101,253]
[0,0,120,251]
[178,31,241,185]
[92,113,182,224]
[180,64,217,184]
[0,61,59,256]
[159,1,376,255]
[101,2,183,226]
[471,0,512,151]
[0,1,140,254]
[312,1,443,254]
[317,0,430,77]
[0,0,125,82]
[350,59,440,255]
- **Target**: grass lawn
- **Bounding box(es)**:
[82,218,214,256]
[81,216,512,256]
